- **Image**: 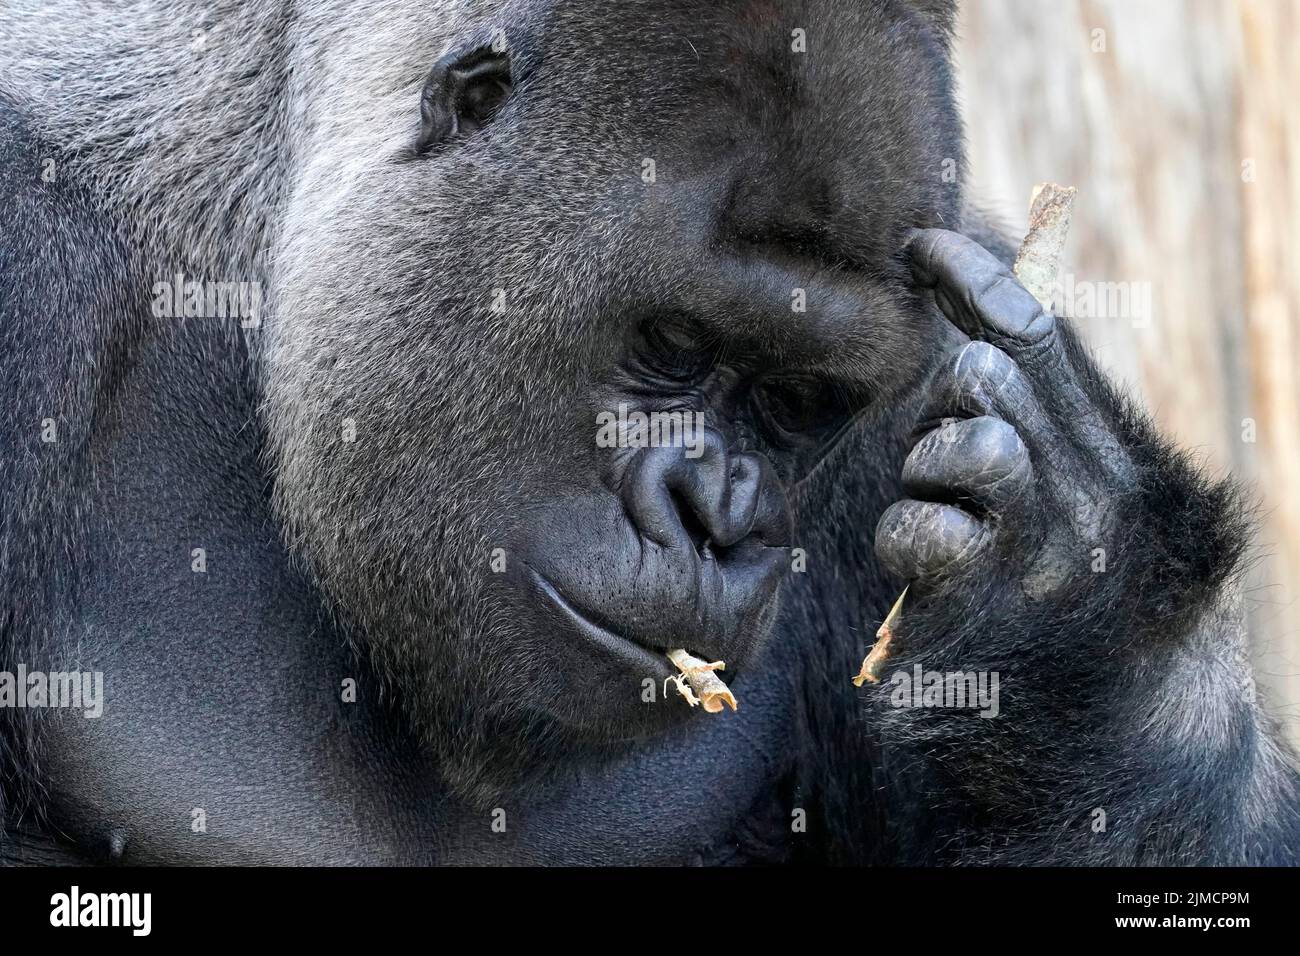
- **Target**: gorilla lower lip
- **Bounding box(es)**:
[531,573,669,674]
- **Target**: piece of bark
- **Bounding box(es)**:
[1012,182,1077,312]
[666,648,738,713]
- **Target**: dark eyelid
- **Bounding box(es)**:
[647,316,700,349]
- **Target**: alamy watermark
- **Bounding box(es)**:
[1052,273,1154,328]
[50,886,151,936]
[596,403,705,459]
[886,665,1000,718]
[0,666,104,718]
[151,272,263,328]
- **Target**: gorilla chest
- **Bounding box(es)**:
[39,581,801,865]
[432,661,802,866]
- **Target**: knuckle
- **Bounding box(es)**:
[875,500,989,579]
[969,272,1022,319]
[1014,310,1063,365]
[948,341,1042,416]
[963,420,1031,497]
[971,270,1020,303]
[926,228,967,259]
[1021,308,1058,345]
[977,452,1034,500]
[906,416,1026,488]
[966,415,1025,461]
[972,273,1050,331]
[909,229,958,284]
[953,340,1016,390]
[918,229,951,263]
[875,501,915,545]
[908,423,955,464]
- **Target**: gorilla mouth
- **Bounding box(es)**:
[530,572,677,676]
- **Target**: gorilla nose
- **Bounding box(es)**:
[619,427,790,556]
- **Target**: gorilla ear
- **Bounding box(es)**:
[416,44,513,152]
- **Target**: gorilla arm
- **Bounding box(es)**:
[861,229,1300,865]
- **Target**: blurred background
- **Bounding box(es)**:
[956,0,1300,744]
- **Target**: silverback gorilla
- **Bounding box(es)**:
[2,0,1298,865]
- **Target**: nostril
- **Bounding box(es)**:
[717,453,762,547]
[671,488,714,555]
[675,448,765,553]
[620,432,779,556]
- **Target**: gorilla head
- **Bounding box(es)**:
[263,0,962,798]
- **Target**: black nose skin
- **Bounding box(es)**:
[619,427,788,556]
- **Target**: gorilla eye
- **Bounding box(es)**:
[417,45,513,152]
[751,375,850,444]
[646,320,698,353]
[637,317,713,381]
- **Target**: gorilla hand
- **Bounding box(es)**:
[876,228,1133,603]
[861,229,1294,865]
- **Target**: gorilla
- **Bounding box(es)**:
[1,0,1298,865]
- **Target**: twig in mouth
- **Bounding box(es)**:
[666,648,738,713]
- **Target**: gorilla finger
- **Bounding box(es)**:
[875,500,991,582]
[902,416,1033,514]
[911,232,1136,484]
[908,228,1064,373]
[916,341,1051,441]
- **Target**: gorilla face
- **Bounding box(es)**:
[264,0,961,796]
